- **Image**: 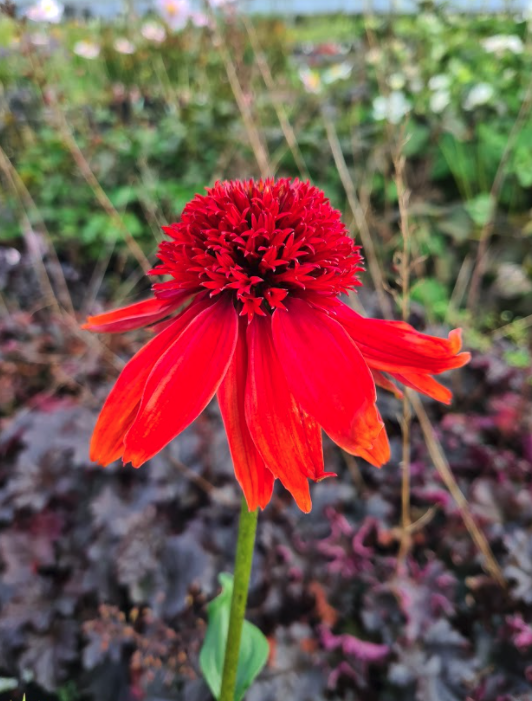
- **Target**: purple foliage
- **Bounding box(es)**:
[0,311,532,700]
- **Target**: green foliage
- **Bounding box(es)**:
[464,193,494,227]
[410,278,450,322]
[1,9,532,327]
[0,678,18,693]
[57,680,80,701]
[199,573,269,701]
[504,348,532,368]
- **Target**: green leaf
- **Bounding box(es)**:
[0,678,17,694]
[109,185,138,209]
[513,150,532,188]
[410,278,449,320]
[464,193,494,227]
[503,348,531,369]
[437,206,472,243]
[199,573,268,701]
[403,122,430,158]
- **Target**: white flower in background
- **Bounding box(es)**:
[155,0,190,31]
[495,262,532,297]
[403,65,422,93]
[388,72,406,90]
[73,40,100,59]
[299,66,322,94]
[114,38,136,54]
[430,89,450,113]
[190,12,210,27]
[481,34,524,55]
[365,47,382,66]
[141,21,166,43]
[322,62,352,85]
[428,74,451,92]
[26,0,63,23]
[428,74,451,112]
[463,82,494,111]
[409,78,423,94]
[373,91,411,124]
[390,38,408,54]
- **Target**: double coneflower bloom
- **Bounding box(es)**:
[84,179,469,512]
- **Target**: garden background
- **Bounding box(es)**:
[1,1,532,700]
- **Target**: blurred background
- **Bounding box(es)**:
[1,1,532,700]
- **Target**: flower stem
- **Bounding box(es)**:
[219,497,259,701]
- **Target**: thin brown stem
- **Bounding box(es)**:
[242,15,310,180]
[0,145,74,315]
[210,21,271,179]
[322,108,393,319]
[409,393,505,587]
[26,48,151,274]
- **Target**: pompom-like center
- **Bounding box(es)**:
[151,178,364,319]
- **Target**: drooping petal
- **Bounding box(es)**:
[90,298,211,466]
[392,371,452,404]
[371,369,403,399]
[353,421,390,466]
[296,405,329,481]
[332,301,471,375]
[245,316,330,513]
[272,298,388,467]
[82,294,188,334]
[123,296,238,467]
[217,321,275,511]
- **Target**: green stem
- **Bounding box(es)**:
[219,497,259,701]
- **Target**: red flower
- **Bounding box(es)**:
[83,179,470,513]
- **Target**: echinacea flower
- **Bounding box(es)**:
[73,40,100,59]
[84,179,469,513]
[141,21,167,43]
[190,11,210,28]
[26,0,63,23]
[114,38,136,55]
[155,0,190,31]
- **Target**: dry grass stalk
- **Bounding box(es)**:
[210,19,272,178]
[322,109,393,319]
[242,16,310,181]
[410,393,505,587]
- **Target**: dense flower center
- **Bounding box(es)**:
[151,178,364,319]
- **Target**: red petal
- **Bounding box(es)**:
[90,298,211,466]
[371,369,403,399]
[123,296,238,467]
[393,371,452,404]
[82,295,187,334]
[296,405,330,481]
[333,302,471,374]
[245,316,329,513]
[272,298,387,464]
[354,422,390,467]
[217,321,275,511]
